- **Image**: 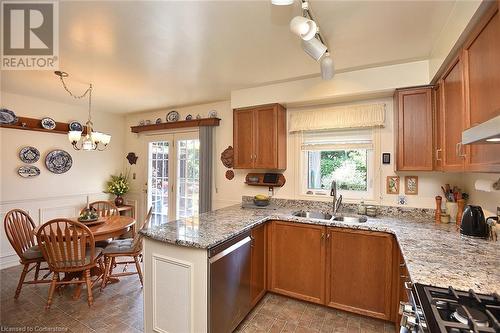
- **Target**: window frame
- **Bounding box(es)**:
[295,128,380,202]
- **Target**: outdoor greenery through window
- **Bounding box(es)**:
[307,149,368,191]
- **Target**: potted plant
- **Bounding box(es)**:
[106,172,130,207]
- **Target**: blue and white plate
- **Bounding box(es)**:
[18,166,40,178]
[69,121,83,131]
[208,110,218,118]
[45,150,72,174]
[41,117,56,130]
[166,111,180,122]
[0,109,18,125]
[19,146,40,163]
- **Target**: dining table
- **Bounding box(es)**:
[33,215,136,299]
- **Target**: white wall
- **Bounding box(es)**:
[463,173,500,216]
[0,91,126,268]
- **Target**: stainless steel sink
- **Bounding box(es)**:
[292,211,333,220]
[332,216,368,223]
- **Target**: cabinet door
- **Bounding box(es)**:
[395,88,434,171]
[253,106,278,169]
[441,58,465,171]
[233,109,254,168]
[463,4,500,172]
[250,223,266,307]
[434,84,444,171]
[268,221,326,304]
[395,250,410,327]
[326,228,394,320]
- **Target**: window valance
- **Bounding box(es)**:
[289,103,385,133]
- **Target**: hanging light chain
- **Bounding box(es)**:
[57,72,93,124]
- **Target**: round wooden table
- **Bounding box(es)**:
[34,215,136,241]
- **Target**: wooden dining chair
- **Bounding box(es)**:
[36,219,104,309]
[3,209,51,298]
[89,201,119,217]
[101,207,152,289]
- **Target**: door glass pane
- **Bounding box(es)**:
[148,141,169,226]
[176,139,200,219]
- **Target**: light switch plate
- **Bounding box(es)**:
[398,195,407,205]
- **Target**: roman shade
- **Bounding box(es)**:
[289,103,385,133]
[301,129,373,151]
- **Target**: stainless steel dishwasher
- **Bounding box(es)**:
[208,231,252,333]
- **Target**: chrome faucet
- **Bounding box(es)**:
[330,180,343,215]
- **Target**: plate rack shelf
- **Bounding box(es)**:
[130,118,220,133]
[0,116,85,135]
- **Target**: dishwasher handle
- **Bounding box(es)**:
[209,236,252,264]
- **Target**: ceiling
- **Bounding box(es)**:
[1,0,456,114]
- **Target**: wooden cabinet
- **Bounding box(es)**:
[394,87,434,171]
[394,249,410,327]
[325,228,395,320]
[440,57,466,171]
[250,223,266,307]
[434,84,444,171]
[462,2,500,172]
[233,104,286,170]
[268,221,326,304]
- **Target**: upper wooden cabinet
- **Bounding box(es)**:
[462,2,500,172]
[267,221,326,304]
[394,87,434,171]
[440,57,466,172]
[233,104,287,170]
[325,228,395,321]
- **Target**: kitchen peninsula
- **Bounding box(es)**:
[140,200,500,333]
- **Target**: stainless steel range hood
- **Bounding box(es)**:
[462,115,500,144]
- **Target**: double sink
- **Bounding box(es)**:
[292,210,367,223]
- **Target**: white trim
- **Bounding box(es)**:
[151,253,194,333]
[0,192,108,205]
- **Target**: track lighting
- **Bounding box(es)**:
[290,16,317,41]
[320,53,334,80]
[271,0,294,5]
[301,38,327,61]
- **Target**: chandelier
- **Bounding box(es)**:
[55,71,111,151]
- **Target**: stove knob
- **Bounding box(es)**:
[399,302,414,315]
[400,314,417,330]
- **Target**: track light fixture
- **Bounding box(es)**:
[301,38,327,61]
[290,16,317,41]
[280,0,335,80]
[320,53,334,80]
[271,0,294,5]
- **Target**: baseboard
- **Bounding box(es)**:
[0,254,20,270]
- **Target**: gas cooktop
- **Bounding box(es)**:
[414,284,500,333]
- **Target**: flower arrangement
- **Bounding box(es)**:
[106,172,130,196]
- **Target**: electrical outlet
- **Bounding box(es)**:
[133,172,136,180]
[398,195,407,205]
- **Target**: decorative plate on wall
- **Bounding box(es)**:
[18,166,40,178]
[41,117,56,130]
[166,111,180,122]
[69,121,83,131]
[0,109,18,125]
[208,110,218,118]
[45,150,73,174]
[19,146,40,163]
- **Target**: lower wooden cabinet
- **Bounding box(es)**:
[268,221,326,304]
[325,228,395,320]
[250,223,266,307]
[395,249,410,326]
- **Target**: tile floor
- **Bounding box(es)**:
[1,264,396,333]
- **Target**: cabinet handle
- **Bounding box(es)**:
[326,233,331,241]
[435,149,442,161]
[321,233,325,241]
[254,154,257,161]
[250,154,253,161]
[456,143,466,158]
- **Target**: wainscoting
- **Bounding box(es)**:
[0,192,110,269]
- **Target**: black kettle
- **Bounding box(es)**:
[460,205,488,238]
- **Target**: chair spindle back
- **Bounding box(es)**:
[4,209,37,259]
[89,201,119,217]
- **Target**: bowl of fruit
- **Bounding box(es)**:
[253,194,270,207]
[78,207,99,223]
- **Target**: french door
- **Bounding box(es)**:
[145,131,200,226]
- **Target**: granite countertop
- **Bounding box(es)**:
[141,204,500,294]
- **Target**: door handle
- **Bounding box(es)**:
[435,149,442,161]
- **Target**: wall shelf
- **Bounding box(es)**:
[245,173,286,188]
[0,116,82,135]
[130,118,220,133]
